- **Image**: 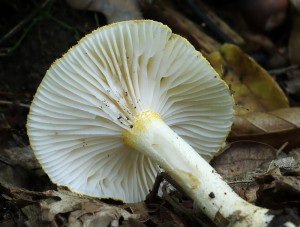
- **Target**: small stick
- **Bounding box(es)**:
[268,65,299,75]
[0,0,51,44]
[0,100,30,108]
[186,0,234,44]
[146,172,190,203]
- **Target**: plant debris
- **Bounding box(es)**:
[1,0,300,226]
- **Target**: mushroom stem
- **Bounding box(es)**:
[124,109,273,226]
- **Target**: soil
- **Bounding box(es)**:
[0,0,299,226]
[0,1,107,224]
[0,0,106,129]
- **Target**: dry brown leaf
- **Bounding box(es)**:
[229,107,300,150]
[0,184,145,227]
[0,181,47,206]
[211,141,299,204]
[121,202,149,222]
[0,145,48,190]
[208,44,289,115]
[211,141,278,181]
[1,182,190,227]
[231,184,260,203]
[255,167,300,211]
[231,107,300,135]
[33,190,138,227]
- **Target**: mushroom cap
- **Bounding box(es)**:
[27,20,233,202]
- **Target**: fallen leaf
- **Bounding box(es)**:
[208,44,289,115]
[39,190,137,227]
[231,184,260,203]
[255,167,300,211]
[229,107,300,150]
[268,157,298,172]
[0,182,145,227]
[121,202,149,222]
[211,141,299,204]
[1,182,193,227]
[211,141,278,181]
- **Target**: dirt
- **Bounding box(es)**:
[0,0,300,226]
[0,1,107,224]
[0,0,106,129]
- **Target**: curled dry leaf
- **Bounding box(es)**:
[22,189,141,227]
[231,184,260,203]
[211,141,299,204]
[268,157,298,171]
[229,107,300,150]
[2,146,41,173]
[1,183,146,227]
[0,181,47,206]
[121,202,149,223]
[0,120,50,190]
[1,182,192,227]
[211,141,278,181]
[208,43,289,115]
[255,167,300,211]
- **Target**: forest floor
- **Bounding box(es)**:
[0,0,299,226]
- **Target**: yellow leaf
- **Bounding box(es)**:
[208,44,289,115]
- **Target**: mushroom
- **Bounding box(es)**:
[66,0,142,23]
[27,20,287,226]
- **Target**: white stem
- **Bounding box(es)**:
[124,110,273,226]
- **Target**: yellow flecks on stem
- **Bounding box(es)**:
[174,169,200,190]
[133,109,161,131]
[123,109,161,147]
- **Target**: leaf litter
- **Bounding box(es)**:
[1,0,300,226]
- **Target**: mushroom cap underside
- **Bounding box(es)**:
[27,20,233,202]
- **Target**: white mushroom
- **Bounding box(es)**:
[66,0,142,23]
[27,20,285,226]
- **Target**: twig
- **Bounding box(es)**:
[228,180,255,185]
[0,0,79,56]
[0,18,41,56]
[276,142,289,156]
[0,0,51,45]
[268,65,299,75]
[186,0,233,43]
[46,14,80,37]
[94,12,100,28]
[0,100,30,108]
[146,172,190,203]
